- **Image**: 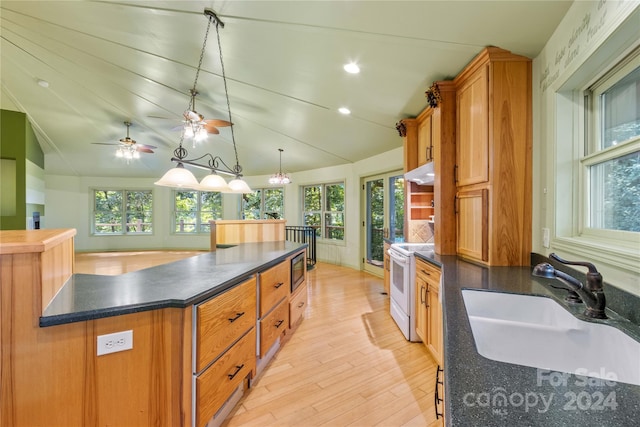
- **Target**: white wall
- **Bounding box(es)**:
[532,1,640,295]
[45,146,403,270]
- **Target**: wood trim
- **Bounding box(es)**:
[0,229,76,254]
[212,220,286,245]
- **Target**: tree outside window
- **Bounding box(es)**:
[586,57,640,233]
[242,188,284,219]
[174,190,222,233]
[93,189,152,235]
[303,182,345,240]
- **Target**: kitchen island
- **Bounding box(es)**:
[1,229,307,427]
[415,252,640,426]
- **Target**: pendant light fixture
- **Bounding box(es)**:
[155,8,252,193]
[268,148,291,185]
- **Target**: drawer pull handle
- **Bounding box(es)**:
[227,364,245,380]
[297,302,305,308]
[228,312,245,323]
[434,365,444,419]
[274,282,285,289]
[275,319,285,328]
[421,269,431,276]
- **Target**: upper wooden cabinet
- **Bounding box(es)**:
[454,47,532,266]
[417,111,433,166]
[456,64,489,186]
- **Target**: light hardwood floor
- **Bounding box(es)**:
[74,252,440,426]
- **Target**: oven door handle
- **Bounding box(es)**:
[388,250,408,265]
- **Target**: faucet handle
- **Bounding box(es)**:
[549,253,599,274]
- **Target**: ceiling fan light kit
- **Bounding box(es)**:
[155,8,252,194]
[92,121,156,163]
[268,148,291,185]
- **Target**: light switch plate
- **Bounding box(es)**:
[97,330,133,356]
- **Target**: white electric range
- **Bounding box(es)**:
[388,242,435,341]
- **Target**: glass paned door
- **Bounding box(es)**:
[362,171,404,276]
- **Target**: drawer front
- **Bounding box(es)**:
[196,277,256,372]
[196,328,256,427]
[289,282,307,328]
[259,261,290,317]
[416,259,441,288]
[259,298,289,357]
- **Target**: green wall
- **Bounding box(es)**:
[0,109,44,229]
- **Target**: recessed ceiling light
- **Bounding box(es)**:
[343,63,360,74]
[37,79,49,88]
[338,107,351,115]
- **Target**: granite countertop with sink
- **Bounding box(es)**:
[41,241,306,327]
[415,252,640,426]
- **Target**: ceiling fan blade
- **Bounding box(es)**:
[203,123,220,134]
[135,143,157,150]
[135,147,155,153]
[204,119,232,127]
[91,142,119,146]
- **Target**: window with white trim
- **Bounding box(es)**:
[174,190,222,233]
[93,189,153,235]
[302,182,345,240]
[584,51,640,234]
[242,187,284,220]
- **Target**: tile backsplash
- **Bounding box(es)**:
[407,220,434,243]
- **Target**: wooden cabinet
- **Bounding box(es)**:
[414,258,443,365]
[417,111,433,165]
[195,329,256,427]
[456,64,489,186]
[456,189,488,262]
[195,277,257,372]
[407,182,434,221]
[454,47,532,266]
[259,260,290,317]
[289,282,308,328]
[259,299,289,357]
[194,277,257,425]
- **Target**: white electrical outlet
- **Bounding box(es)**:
[97,330,133,356]
[542,228,550,248]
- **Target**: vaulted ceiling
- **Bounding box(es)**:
[1,1,572,179]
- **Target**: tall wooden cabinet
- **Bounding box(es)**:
[398,81,457,255]
[454,47,532,266]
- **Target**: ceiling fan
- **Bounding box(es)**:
[180,89,232,138]
[92,121,156,159]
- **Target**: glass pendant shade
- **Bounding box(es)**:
[268,173,291,185]
[199,173,230,192]
[227,178,253,193]
[154,164,199,189]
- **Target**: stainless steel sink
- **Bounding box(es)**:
[462,289,640,386]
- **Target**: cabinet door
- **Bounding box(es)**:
[417,113,432,165]
[259,260,290,317]
[456,65,489,186]
[427,283,443,365]
[415,275,428,343]
[456,189,488,262]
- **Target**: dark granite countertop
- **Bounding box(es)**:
[415,252,640,426]
[41,242,306,327]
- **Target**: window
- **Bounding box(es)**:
[174,190,222,233]
[302,182,345,240]
[93,189,152,235]
[242,188,284,220]
[584,52,640,234]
